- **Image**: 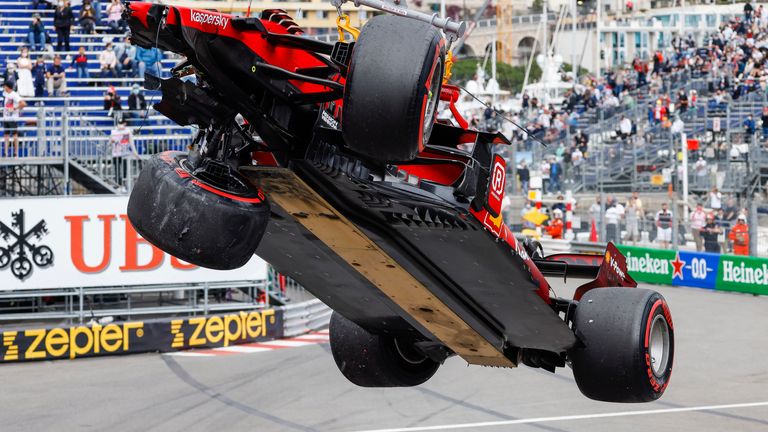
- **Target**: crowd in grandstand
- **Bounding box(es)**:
[515,190,753,255]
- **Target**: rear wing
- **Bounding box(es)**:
[533,242,637,300]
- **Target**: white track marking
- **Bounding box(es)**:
[260,340,314,347]
[295,334,330,340]
[349,401,768,432]
[165,352,215,357]
[212,346,274,353]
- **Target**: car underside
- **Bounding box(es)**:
[124,1,675,402]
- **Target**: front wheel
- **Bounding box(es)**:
[329,311,440,387]
[127,151,270,270]
[342,15,445,163]
[569,288,674,403]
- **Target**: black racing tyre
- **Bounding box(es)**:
[127,151,270,270]
[342,15,445,163]
[329,311,440,387]
[570,288,674,403]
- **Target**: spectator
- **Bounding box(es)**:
[103,86,123,118]
[72,46,89,80]
[548,156,561,194]
[27,14,46,52]
[2,61,18,91]
[99,42,118,81]
[693,157,708,188]
[605,199,624,244]
[109,119,137,188]
[15,47,35,98]
[589,196,602,235]
[728,214,749,255]
[743,115,756,136]
[709,187,722,210]
[517,160,529,196]
[571,146,583,178]
[700,213,721,253]
[79,0,97,34]
[762,107,768,139]
[545,209,564,240]
[690,202,707,252]
[745,0,754,22]
[45,54,67,96]
[135,46,163,80]
[623,197,640,245]
[655,202,673,249]
[115,36,137,77]
[106,0,127,33]
[125,84,146,124]
[31,57,46,98]
[2,81,26,158]
[631,191,644,215]
[618,115,632,140]
[53,0,74,52]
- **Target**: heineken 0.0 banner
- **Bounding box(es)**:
[617,244,768,295]
[616,245,675,285]
[717,255,768,295]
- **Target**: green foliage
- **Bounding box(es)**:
[450,59,542,93]
[531,0,544,13]
[561,62,590,78]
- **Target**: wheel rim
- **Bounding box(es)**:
[422,58,443,145]
[649,314,670,377]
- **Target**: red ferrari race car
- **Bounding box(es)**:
[124,0,674,402]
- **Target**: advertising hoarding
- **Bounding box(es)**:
[0,196,267,290]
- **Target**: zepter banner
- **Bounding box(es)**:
[0,196,267,290]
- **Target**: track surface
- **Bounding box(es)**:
[2,283,768,432]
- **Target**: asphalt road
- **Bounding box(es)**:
[2,283,768,432]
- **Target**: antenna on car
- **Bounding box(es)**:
[329,0,466,44]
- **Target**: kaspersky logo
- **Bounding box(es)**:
[190,11,229,29]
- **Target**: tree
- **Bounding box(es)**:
[449,59,542,93]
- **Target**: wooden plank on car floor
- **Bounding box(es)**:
[242,166,515,368]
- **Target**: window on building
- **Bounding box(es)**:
[315,10,327,19]
[684,14,700,28]
[706,14,716,27]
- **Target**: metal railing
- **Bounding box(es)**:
[0,280,271,325]
[1,105,194,194]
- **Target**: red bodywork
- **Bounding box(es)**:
[127,3,635,309]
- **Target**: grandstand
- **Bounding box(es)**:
[0,0,193,195]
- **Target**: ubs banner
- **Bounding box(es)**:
[0,309,283,362]
[0,196,267,290]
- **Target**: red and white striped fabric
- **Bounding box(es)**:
[167,330,329,357]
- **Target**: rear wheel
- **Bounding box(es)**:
[569,288,674,402]
[329,311,440,387]
[342,15,445,163]
[127,151,270,270]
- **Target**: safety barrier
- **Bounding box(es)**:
[616,245,767,296]
[282,299,333,338]
[0,297,332,363]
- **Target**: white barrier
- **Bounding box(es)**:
[281,299,332,337]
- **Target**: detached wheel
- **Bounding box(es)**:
[127,151,269,270]
[342,15,445,162]
[329,311,440,387]
[570,288,674,403]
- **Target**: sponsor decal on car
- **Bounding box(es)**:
[190,10,229,29]
[321,110,339,129]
